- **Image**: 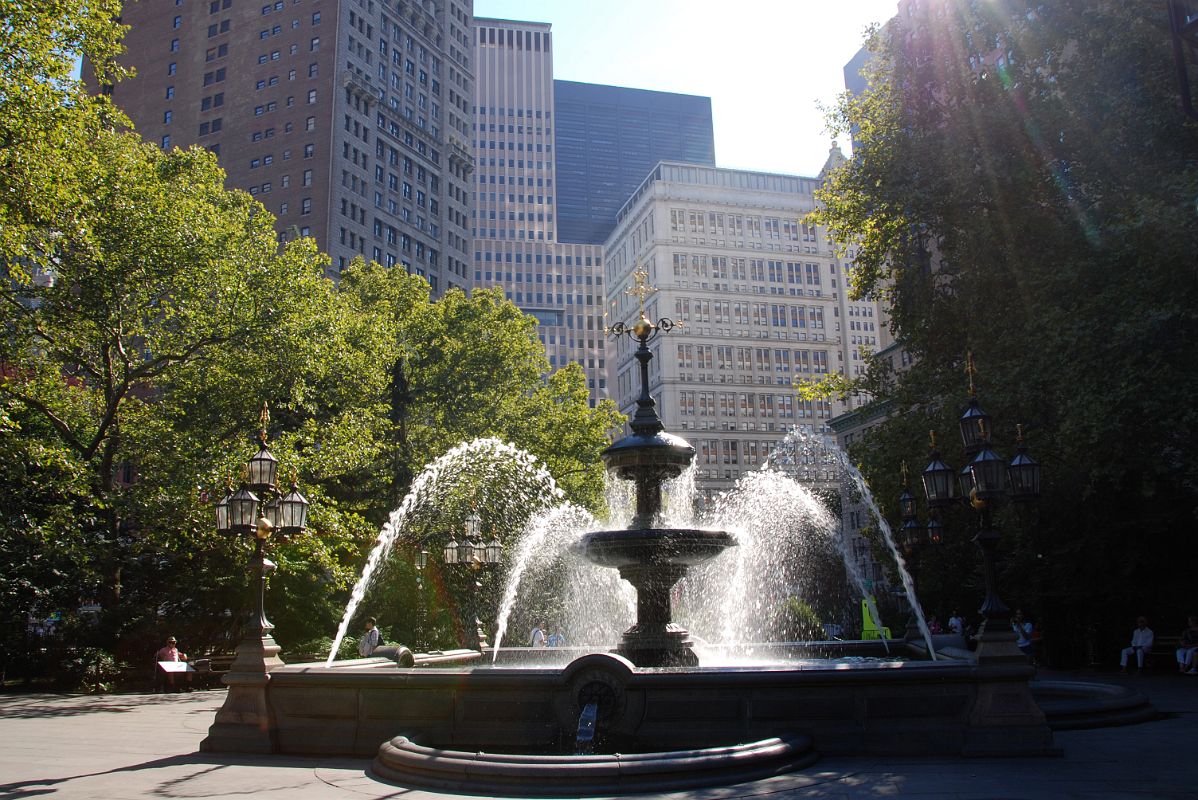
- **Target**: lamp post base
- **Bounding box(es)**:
[200,632,284,754]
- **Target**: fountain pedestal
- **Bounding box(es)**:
[584,527,736,667]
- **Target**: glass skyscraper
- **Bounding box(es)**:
[553,80,716,245]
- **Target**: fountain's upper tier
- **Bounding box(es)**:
[601,429,695,482]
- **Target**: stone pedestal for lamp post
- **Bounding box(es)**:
[202,526,285,754]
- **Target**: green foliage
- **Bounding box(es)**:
[776,597,824,642]
[815,1,1198,662]
[0,7,625,668]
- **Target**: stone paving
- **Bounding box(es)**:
[0,669,1195,799]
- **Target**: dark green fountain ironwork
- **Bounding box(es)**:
[582,266,735,667]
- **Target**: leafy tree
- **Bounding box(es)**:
[812,1,1198,663]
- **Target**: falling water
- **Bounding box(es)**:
[325,438,565,666]
[794,431,938,660]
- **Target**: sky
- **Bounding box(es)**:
[473,0,898,177]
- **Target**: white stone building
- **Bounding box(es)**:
[603,161,883,502]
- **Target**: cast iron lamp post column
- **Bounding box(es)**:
[897,463,927,642]
[919,356,1041,666]
[441,511,502,652]
[203,403,310,754]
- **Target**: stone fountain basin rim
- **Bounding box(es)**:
[580,527,737,568]
[270,660,1037,688]
[371,733,816,796]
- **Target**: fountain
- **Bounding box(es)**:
[580,294,735,668]
[199,270,1131,794]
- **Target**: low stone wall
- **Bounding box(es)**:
[265,651,1054,758]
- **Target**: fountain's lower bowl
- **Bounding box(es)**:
[581,527,736,568]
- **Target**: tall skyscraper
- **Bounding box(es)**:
[554,81,715,245]
[100,0,475,293]
[471,19,607,401]
[604,162,882,503]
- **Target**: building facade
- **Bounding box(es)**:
[604,162,883,502]
[471,19,607,401]
[553,80,715,245]
[102,0,475,292]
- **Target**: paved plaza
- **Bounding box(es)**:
[0,669,1195,800]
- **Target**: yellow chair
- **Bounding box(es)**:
[860,597,892,640]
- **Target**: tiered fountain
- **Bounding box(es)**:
[582,273,735,668]
[201,270,1089,795]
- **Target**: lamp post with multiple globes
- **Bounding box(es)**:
[415,510,502,653]
[918,355,1041,664]
[202,403,309,754]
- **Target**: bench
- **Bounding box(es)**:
[1149,635,1181,671]
[192,654,236,688]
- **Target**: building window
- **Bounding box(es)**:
[310,37,320,51]
[173,15,182,28]
[303,143,314,158]
[302,169,312,186]
[168,62,177,76]
[165,86,174,99]
[301,198,312,215]
[312,11,321,24]
[161,135,171,150]
[307,89,317,104]
[305,116,315,131]
[170,38,180,52]
[163,110,172,124]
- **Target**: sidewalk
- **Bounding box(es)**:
[0,669,1195,799]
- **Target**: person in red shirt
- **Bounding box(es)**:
[154,636,193,692]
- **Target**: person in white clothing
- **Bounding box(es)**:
[1119,616,1154,672]
[529,621,547,647]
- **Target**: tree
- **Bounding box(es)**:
[813,1,1198,662]
[337,262,623,518]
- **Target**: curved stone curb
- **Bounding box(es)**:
[371,734,817,796]
[1032,680,1159,730]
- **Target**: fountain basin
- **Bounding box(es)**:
[601,431,695,481]
[261,648,1056,760]
[581,528,736,569]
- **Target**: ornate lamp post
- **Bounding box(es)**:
[897,462,937,641]
[918,355,1041,665]
[435,510,502,652]
[203,403,309,754]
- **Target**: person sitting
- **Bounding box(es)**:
[154,636,193,692]
[948,610,965,636]
[927,615,943,634]
[1012,609,1037,662]
[1119,616,1154,673]
[358,617,381,657]
[1176,616,1198,674]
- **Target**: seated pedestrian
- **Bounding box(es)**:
[154,635,193,693]
[948,609,965,636]
[547,627,566,647]
[1012,609,1037,662]
[1119,616,1154,673]
[1176,616,1198,674]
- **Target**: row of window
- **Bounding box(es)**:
[676,346,831,374]
[671,254,826,285]
[669,209,818,241]
[674,299,827,329]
